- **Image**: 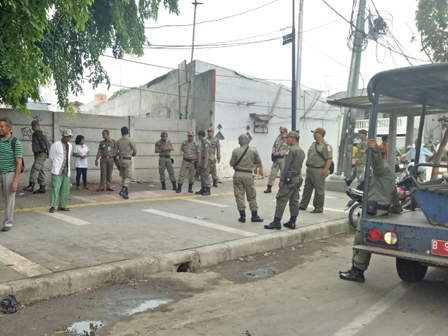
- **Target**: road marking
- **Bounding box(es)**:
[71,195,97,203]
[324,208,346,213]
[0,192,234,214]
[333,283,414,336]
[184,199,230,208]
[142,209,257,237]
[0,245,52,277]
[36,211,91,226]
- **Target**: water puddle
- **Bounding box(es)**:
[66,320,104,335]
[127,299,170,315]
[244,267,278,279]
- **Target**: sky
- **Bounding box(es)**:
[61,0,428,106]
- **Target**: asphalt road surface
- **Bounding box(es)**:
[1,234,448,336]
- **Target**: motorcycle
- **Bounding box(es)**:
[345,164,416,229]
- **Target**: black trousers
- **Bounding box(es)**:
[76,168,88,187]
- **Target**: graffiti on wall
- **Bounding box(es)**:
[21,115,48,140]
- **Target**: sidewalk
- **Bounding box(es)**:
[0,179,351,303]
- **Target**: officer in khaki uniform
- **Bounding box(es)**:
[196,130,211,196]
[207,128,221,187]
[346,129,368,186]
[155,132,176,190]
[265,127,288,193]
[115,127,137,199]
[23,120,51,194]
[230,134,264,223]
[340,139,395,283]
[265,131,305,230]
[95,129,115,191]
[176,132,200,194]
[299,128,333,213]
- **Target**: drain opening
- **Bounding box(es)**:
[177,262,191,273]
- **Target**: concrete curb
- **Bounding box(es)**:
[0,219,350,304]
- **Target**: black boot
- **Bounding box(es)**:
[172,181,177,190]
[176,183,182,194]
[122,186,129,199]
[119,186,126,198]
[33,185,46,194]
[264,185,272,193]
[202,187,211,196]
[161,181,167,190]
[195,187,204,195]
[339,266,365,283]
[213,179,218,187]
[251,211,264,223]
[238,210,246,223]
[188,183,194,193]
[264,217,281,230]
[345,179,352,187]
[23,182,35,192]
[283,216,297,229]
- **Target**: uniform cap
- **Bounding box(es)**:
[187,132,194,136]
[287,131,300,140]
[358,129,367,135]
[238,134,250,145]
[311,128,326,136]
[121,126,129,135]
[62,129,72,137]
[280,127,288,133]
[207,128,214,132]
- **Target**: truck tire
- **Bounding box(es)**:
[396,258,428,282]
[349,203,362,230]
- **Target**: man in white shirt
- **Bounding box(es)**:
[49,129,72,213]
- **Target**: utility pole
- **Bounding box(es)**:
[296,0,304,132]
[291,0,297,132]
[185,1,203,120]
[337,0,367,176]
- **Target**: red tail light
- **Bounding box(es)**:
[368,229,382,242]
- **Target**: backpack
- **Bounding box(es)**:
[10,137,25,173]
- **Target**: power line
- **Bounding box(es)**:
[145,0,281,29]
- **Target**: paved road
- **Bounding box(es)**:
[1,234,448,336]
[0,180,349,285]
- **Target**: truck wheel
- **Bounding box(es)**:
[396,258,428,282]
[349,203,362,230]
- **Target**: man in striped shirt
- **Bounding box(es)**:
[0,117,23,232]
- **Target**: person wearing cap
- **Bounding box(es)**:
[23,120,51,194]
[176,132,201,194]
[345,129,368,186]
[340,139,396,283]
[155,132,176,190]
[265,127,288,194]
[196,130,212,196]
[207,128,221,187]
[299,128,333,213]
[0,117,23,231]
[95,129,115,192]
[230,134,263,223]
[115,126,137,199]
[265,131,305,230]
[48,129,73,213]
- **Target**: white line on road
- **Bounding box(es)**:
[0,245,52,277]
[142,209,257,237]
[184,199,230,208]
[36,211,91,226]
[332,283,414,336]
[71,195,97,203]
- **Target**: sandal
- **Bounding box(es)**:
[49,207,55,213]
[58,207,70,212]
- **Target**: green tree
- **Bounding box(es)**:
[415,0,448,62]
[0,0,179,113]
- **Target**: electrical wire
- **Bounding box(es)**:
[145,0,281,29]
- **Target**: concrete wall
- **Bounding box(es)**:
[2,109,195,185]
[191,69,215,132]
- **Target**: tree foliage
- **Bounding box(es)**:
[0,0,179,113]
[415,0,448,62]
